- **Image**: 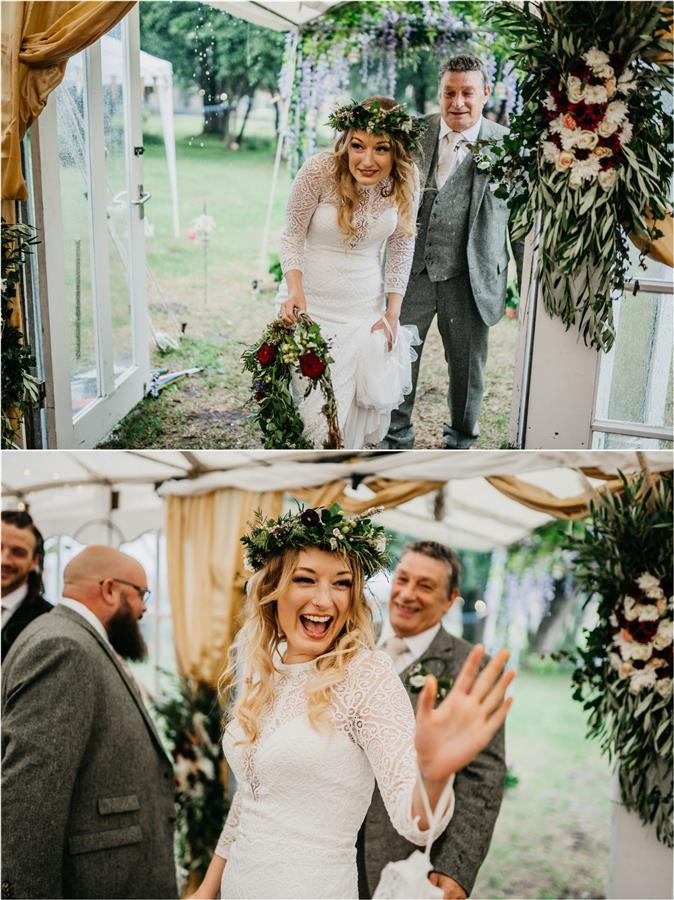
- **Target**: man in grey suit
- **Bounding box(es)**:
[357,541,506,899]
[385,55,523,449]
[1,546,177,900]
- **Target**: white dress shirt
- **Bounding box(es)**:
[436,116,484,189]
[378,619,442,674]
[1,582,28,628]
[59,597,110,644]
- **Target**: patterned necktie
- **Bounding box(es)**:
[436,130,462,189]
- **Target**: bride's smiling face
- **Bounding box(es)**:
[347,130,394,186]
[277,547,353,664]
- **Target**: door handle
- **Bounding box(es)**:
[132,185,152,219]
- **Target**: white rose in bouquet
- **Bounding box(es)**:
[598,118,619,137]
[653,618,673,651]
[555,150,575,172]
[576,130,599,150]
[629,667,657,693]
[583,48,611,69]
[584,84,609,105]
[567,76,585,104]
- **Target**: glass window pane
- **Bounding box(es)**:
[55,56,99,416]
[101,26,135,380]
[592,431,673,450]
[627,238,673,283]
[595,292,673,430]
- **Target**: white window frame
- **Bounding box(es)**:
[29,6,150,449]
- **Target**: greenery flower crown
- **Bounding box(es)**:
[327,100,427,152]
[241,503,390,579]
[241,313,342,449]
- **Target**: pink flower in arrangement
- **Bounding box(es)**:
[186,228,197,241]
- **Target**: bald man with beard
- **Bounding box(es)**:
[1,547,178,900]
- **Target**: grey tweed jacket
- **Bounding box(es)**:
[357,626,506,897]
[412,113,524,326]
[1,604,178,899]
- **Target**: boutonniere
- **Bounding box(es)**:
[464,137,507,192]
[405,656,453,701]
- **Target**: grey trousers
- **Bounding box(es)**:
[386,269,489,449]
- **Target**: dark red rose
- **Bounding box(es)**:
[299,351,326,379]
[569,59,591,80]
[257,343,277,366]
[255,391,265,401]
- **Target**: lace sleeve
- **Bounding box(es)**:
[337,651,454,846]
[383,163,421,295]
[279,152,332,274]
[214,789,242,860]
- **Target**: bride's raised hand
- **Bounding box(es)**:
[371,311,399,351]
[280,289,307,325]
[415,645,515,786]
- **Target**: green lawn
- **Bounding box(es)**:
[474,668,612,900]
[101,110,519,448]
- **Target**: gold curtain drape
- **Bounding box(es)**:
[485,466,664,519]
[291,477,444,513]
[166,489,284,687]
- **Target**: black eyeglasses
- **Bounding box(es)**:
[100,578,151,604]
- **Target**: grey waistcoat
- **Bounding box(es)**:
[413,138,475,282]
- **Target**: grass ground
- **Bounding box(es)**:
[100,112,519,448]
[473,667,612,900]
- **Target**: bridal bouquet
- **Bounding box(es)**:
[242,314,342,449]
[479,1,673,352]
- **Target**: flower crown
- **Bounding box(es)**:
[327,100,427,152]
[241,503,390,578]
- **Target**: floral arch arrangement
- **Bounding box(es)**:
[242,314,342,449]
[564,470,673,846]
[478,1,673,352]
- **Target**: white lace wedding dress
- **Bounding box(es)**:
[276,151,421,449]
[216,650,454,899]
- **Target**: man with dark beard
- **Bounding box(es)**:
[1,546,177,900]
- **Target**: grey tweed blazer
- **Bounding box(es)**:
[414,114,524,326]
[1,604,178,899]
[357,626,506,897]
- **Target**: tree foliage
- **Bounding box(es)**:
[140,2,285,143]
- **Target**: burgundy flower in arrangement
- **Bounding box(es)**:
[257,343,277,366]
[299,352,326,379]
[300,508,321,528]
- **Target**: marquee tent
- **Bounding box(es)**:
[2,449,670,551]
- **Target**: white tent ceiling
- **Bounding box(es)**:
[2,450,671,552]
[203,1,346,32]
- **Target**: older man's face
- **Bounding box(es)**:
[388,551,457,638]
[440,69,490,132]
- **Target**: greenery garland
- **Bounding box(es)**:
[477,2,673,352]
[152,676,230,886]
[562,471,672,845]
[241,313,342,449]
[1,221,41,448]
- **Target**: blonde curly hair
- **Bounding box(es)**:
[331,96,418,246]
[218,548,376,744]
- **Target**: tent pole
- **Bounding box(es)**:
[158,68,180,238]
[254,29,299,298]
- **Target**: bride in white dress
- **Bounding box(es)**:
[276,97,424,449]
[190,506,515,900]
